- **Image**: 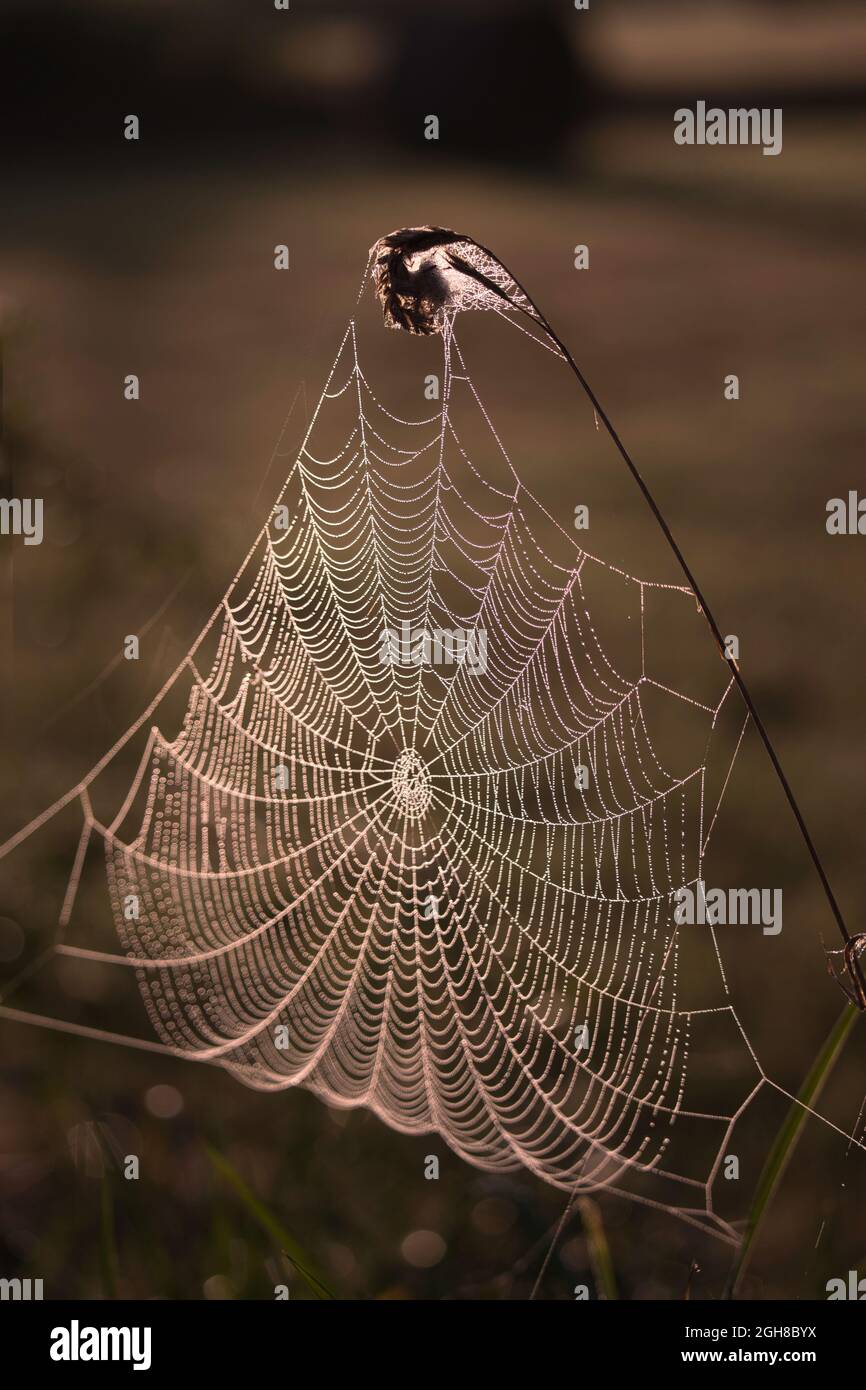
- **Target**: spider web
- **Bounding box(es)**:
[0,302,862,1246]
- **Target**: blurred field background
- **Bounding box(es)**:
[1,0,865,1300]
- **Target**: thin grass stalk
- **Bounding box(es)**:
[577,1196,618,1300]
[725,1002,860,1298]
[206,1144,335,1300]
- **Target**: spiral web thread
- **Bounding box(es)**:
[1,313,862,1244]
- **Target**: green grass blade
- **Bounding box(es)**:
[577,1196,618,1300]
[99,1167,119,1299]
[90,1123,120,1299]
[206,1144,335,1300]
[726,1001,860,1298]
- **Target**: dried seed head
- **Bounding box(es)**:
[369,226,543,336]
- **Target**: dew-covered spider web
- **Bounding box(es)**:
[1,268,863,1247]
